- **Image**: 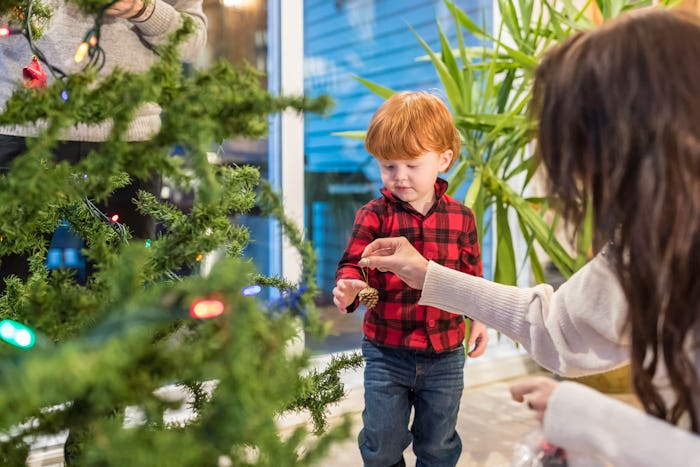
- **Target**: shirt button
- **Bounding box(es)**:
[428,320,436,327]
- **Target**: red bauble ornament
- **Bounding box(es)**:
[23,56,47,89]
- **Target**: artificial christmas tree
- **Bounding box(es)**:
[0,1,361,465]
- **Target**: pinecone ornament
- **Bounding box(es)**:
[358,286,379,309]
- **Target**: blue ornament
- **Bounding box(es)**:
[45,220,86,284]
[267,285,307,318]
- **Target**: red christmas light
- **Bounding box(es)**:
[189,299,225,319]
[0,27,11,37]
[110,214,119,222]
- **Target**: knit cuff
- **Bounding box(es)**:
[543,381,690,467]
[131,0,179,37]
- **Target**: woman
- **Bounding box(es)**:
[347,7,700,466]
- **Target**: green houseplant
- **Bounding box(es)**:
[339,0,654,286]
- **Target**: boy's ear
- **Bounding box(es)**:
[438,150,453,171]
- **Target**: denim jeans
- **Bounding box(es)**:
[359,337,465,467]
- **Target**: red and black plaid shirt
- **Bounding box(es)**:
[336,178,482,352]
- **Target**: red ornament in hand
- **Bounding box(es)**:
[22,56,47,89]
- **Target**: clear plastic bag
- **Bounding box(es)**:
[511,429,568,467]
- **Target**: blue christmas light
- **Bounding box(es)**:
[61,90,69,101]
[242,284,262,296]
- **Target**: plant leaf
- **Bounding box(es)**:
[409,24,463,113]
[332,131,366,141]
[494,201,517,285]
[353,76,395,99]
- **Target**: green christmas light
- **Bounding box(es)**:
[0,319,36,349]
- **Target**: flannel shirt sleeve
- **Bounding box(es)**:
[335,204,381,313]
[459,209,483,278]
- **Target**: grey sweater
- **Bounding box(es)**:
[0,0,207,141]
[419,254,700,466]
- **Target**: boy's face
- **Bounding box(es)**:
[378,149,452,215]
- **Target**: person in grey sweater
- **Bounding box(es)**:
[347,7,700,467]
[0,0,207,287]
[1,0,207,141]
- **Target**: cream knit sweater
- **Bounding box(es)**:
[419,253,700,466]
[0,0,207,141]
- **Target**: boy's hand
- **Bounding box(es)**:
[468,321,489,357]
[333,279,367,313]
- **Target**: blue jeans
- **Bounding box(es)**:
[359,337,465,467]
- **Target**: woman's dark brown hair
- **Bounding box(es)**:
[532,8,700,432]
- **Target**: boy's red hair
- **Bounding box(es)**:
[365,91,460,170]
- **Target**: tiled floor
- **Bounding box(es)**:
[287,376,542,467]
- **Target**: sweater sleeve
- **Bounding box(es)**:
[545,381,700,467]
[418,253,630,376]
[131,0,208,62]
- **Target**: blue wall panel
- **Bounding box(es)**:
[304,0,490,175]
[304,0,493,297]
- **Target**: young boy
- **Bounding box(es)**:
[333,91,488,466]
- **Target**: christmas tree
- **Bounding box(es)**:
[0,1,362,465]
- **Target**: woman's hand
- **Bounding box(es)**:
[510,376,558,422]
[359,237,429,290]
[333,279,367,313]
[106,0,154,20]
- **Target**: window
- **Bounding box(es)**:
[303,0,493,353]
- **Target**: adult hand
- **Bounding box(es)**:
[106,0,153,20]
[332,279,367,313]
[467,321,489,357]
[359,237,429,290]
[510,376,558,423]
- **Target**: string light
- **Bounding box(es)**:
[82,197,127,242]
[110,214,119,223]
[74,41,89,63]
[189,299,225,319]
[0,319,36,349]
[145,238,152,248]
[74,31,99,64]
[21,0,108,77]
[0,27,23,37]
[22,0,68,80]
[242,285,262,296]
